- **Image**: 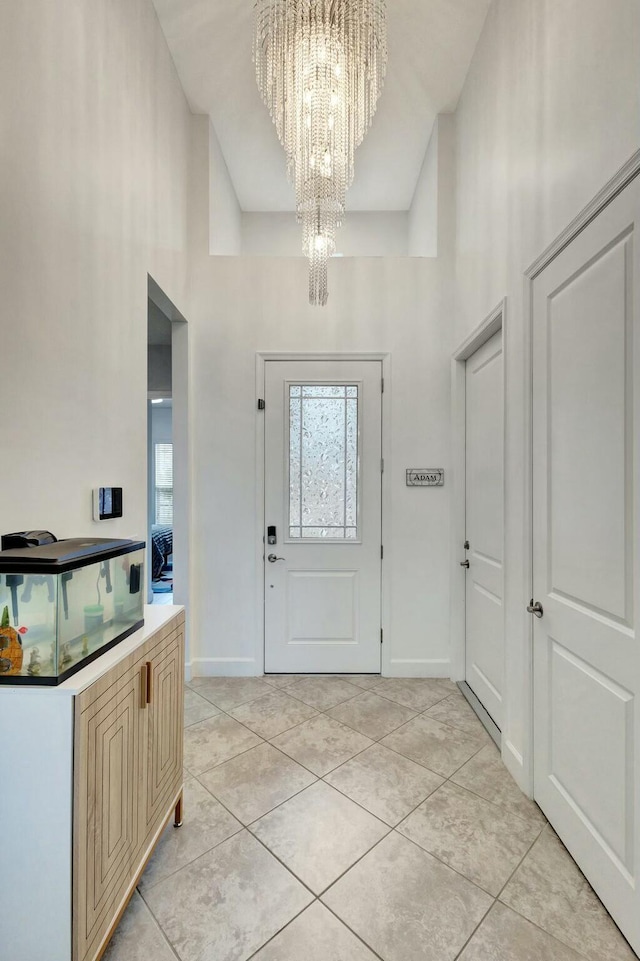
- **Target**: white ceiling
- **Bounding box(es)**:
[151,0,491,212]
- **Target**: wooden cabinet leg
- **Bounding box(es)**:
[174,791,183,828]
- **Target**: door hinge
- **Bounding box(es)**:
[381,377,384,393]
[464,540,469,550]
[257,398,265,411]
[380,627,384,644]
[380,457,384,474]
[381,545,384,560]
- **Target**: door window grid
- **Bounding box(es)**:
[154,443,173,525]
[288,384,359,540]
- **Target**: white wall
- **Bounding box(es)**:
[209,119,242,255]
[241,212,409,257]
[408,122,439,257]
[187,254,453,676]
[0,0,192,544]
[148,346,172,393]
[453,0,640,786]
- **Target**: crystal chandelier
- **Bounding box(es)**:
[254,0,387,306]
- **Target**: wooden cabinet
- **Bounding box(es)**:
[0,606,184,961]
[73,662,143,961]
[144,626,184,833]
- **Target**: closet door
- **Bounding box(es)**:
[464,330,504,728]
[532,177,640,953]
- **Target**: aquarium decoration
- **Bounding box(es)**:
[0,604,24,675]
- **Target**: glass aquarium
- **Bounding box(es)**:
[0,538,145,685]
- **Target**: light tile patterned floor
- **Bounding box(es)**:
[103,675,637,961]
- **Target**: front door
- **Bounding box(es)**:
[532,178,640,952]
[464,329,504,729]
[264,360,382,673]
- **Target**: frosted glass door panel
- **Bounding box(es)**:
[288,384,359,540]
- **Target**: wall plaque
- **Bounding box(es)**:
[406,469,444,487]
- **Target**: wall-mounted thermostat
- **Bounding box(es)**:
[93,487,123,521]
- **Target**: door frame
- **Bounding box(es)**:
[147,276,191,678]
[521,148,640,796]
[256,352,391,676]
[450,301,507,706]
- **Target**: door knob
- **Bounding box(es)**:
[267,554,285,563]
[527,599,543,617]
[460,559,470,568]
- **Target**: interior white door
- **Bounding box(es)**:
[464,330,504,728]
[264,360,382,673]
[532,179,640,952]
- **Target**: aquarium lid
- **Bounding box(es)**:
[0,537,145,573]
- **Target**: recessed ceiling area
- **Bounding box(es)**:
[148,299,172,346]
[151,0,492,213]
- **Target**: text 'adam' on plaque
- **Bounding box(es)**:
[406,469,444,487]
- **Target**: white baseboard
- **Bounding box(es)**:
[190,657,260,678]
[387,658,451,678]
[184,661,193,683]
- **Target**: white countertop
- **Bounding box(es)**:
[0,604,184,696]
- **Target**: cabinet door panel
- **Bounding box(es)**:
[73,611,185,961]
[74,659,144,961]
[144,627,184,836]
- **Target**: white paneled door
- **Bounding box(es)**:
[532,179,640,953]
[264,360,382,673]
[464,330,504,729]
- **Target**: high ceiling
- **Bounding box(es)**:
[151,0,491,212]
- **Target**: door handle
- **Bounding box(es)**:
[267,554,285,563]
[146,661,153,704]
[140,663,148,708]
[527,599,543,618]
[460,559,470,568]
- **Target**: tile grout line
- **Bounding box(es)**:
[313,692,625,961]
[227,706,322,744]
[137,813,245,895]
[319,900,389,961]
[177,679,557,961]
[189,735,269,779]
[243,899,321,961]
[488,828,601,961]
[181,679,614,961]
[189,686,497,843]
[183,685,505,956]
[199,768,319,830]
[445,775,547,829]
[439,752,546,828]
[136,887,188,961]
[387,824,502,901]
[246,825,331,901]
[187,687,504,836]
[450,899,495,961]
[323,702,420,741]
[139,823,249,895]
[492,821,544,904]
[376,724,486,780]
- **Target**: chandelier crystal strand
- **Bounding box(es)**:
[254,0,387,306]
